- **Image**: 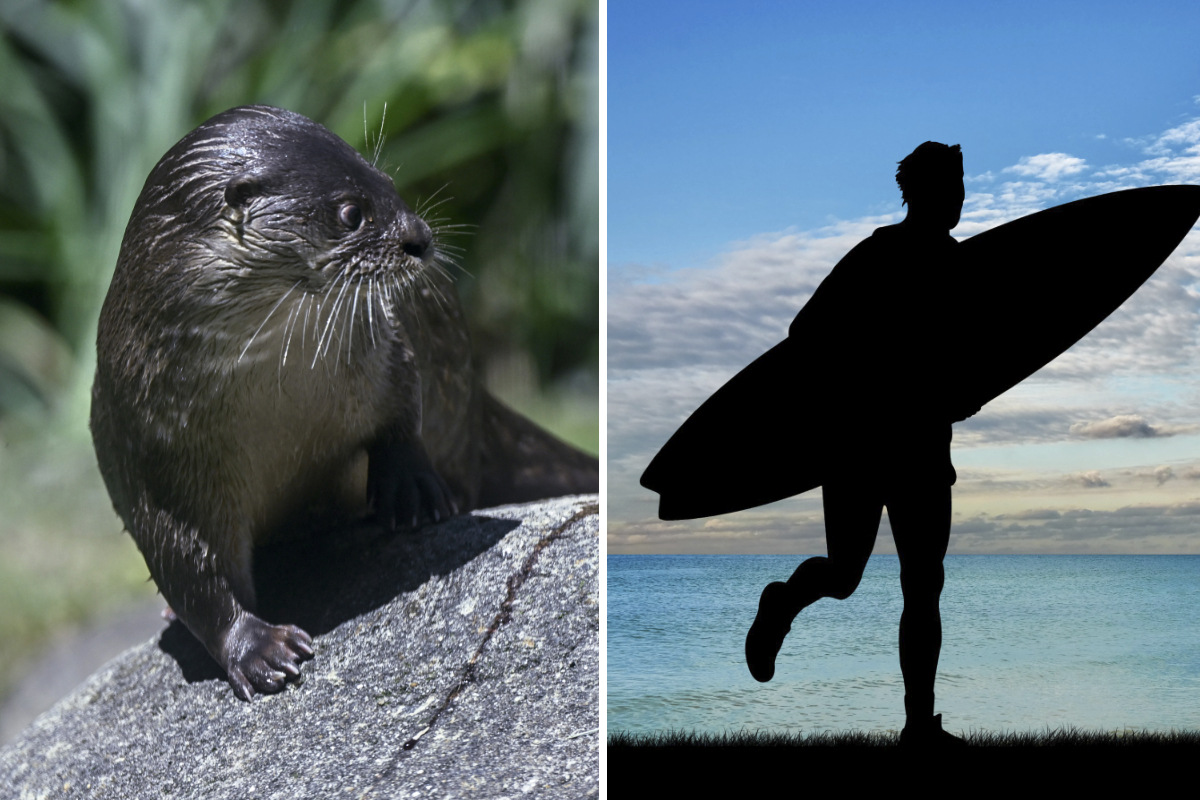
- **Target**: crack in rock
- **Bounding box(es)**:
[385,501,597,770]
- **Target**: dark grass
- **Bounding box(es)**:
[608,727,1199,790]
[609,726,1200,748]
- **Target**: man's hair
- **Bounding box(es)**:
[896,142,962,206]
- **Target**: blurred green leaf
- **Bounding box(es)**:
[0,0,598,445]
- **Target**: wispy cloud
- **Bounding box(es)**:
[1078,471,1110,488]
[609,219,886,373]
[1003,152,1088,181]
[1141,118,1200,158]
[1069,414,1198,439]
[952,499,1200,554]
[1117,118,1200,183]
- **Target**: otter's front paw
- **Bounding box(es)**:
[220,614,314,701]
[368,439,457,529]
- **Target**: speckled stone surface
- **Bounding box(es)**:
[0,496,599,799]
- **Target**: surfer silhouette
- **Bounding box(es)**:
[641,145,1200,744]
[744,142,973,745]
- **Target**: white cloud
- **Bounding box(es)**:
[608,219,887,373]
[1142,118,1200,157]
[951,500,1200,554]
[1114,119,1200,183]
[1071,415,1173,439]
[995,179,1065,206]
[1003,152,1088,181]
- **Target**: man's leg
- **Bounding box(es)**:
[887,477,963,743]
[745,480,882,682]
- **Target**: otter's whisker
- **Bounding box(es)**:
[415,185,453,219]
[301,291,313,363]
[279,297,303,375]
[373,102,388,167]
[366,276,378,349]
[413,266,455,319]
[239,280,300,364]
[282,285,312,371]
[347,275,364,363]
[320,273,354,366]
[427,257,459,287]
[311,273,341,366]
[387,276,403,314]
[377,280,391,342]
[311,277,336,369]
[379,276,394,315]
[335,277,357,370]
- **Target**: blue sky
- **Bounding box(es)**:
[607,1,1200,554]
[610,1,1200,268]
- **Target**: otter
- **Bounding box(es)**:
[90,105,598,701]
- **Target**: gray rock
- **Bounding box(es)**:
[0,496,599,799]
[0,597,167,747]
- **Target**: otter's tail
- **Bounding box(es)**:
[476,393,598,507]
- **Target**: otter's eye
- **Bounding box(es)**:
[338,203,363,231]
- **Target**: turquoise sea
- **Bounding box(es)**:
[607,554,1200,734]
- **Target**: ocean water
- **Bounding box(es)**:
[607,554,1200,734]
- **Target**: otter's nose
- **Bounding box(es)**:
[398,211,433,259]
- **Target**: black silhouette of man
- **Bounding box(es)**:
[745,142,973,746]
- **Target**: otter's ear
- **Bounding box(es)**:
[224,172,263,208]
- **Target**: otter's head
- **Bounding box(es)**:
[113,105,448,367]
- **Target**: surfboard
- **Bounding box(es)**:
[640,185,1200,521]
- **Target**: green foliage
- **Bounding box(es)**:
[0,0,598,441]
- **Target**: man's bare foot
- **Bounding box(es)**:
[900,714,968,747]
[745,582,793,682]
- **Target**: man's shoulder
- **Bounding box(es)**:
[857,224,914,253]
[869,223,957,241]
[867,224,960,256]
[834,229,891,262]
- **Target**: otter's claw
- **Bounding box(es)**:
[368,438,456,529]
[220,614,314,701]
